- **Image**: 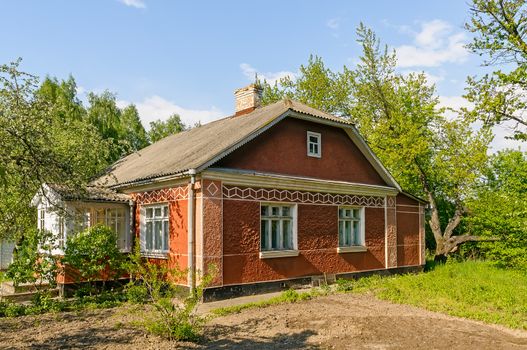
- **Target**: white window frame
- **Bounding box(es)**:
[39,208,46,232]
[140,203,170,257]
[337,206,367,253]
[57,215,65,249]
[307,131,321,158]
[259,202,299,259]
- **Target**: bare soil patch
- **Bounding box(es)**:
[0,293,525,349]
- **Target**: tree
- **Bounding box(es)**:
[148,113,186,143]
[120,104,150,151]
[465,150,527,270]
[86,91,126,162]
[465,0,527,140]
[260,24,495,261]
[37,76,86,122]
[0,59,110,241]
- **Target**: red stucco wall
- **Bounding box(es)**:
[396,193,422,267]
[222,199,386,285]
[133,186,190,284]
[215,117,387,186]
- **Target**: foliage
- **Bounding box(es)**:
[0,289,127,318]
[6,227,59,289]
[341,260,527,329]
[0,60,111,241]
[465,0,527,140]
[211,289,320,317]
[62,225,125,292]
[148,113,186,143]
[465,150,527,270]
[124,244,213,342]
[260,24,492,260]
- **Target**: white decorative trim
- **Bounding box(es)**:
[133,186,188,204]
[259,250,299,259]
[337,246,367,253]
[223,185,385,207]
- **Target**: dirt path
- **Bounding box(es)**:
[0,293,525,349]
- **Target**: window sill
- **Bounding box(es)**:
[260,250,299,259]
[141,252,169,259]
[337,246,367,253]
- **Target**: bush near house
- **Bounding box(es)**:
[62,225,126,294]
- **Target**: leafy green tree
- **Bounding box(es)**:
[261,24,494,261]
[37,76,86,122]
[0,59,110,241]
[465,0,527,140]
[120,104,150,151]
[6,227,59,290]
[62,225,125,293]
[148,113,186,143]
[86,91,126,162]
[465,150,527,270]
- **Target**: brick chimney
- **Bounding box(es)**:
[234,84,262,116]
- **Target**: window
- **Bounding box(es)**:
[94,208,128,251]
[106,208,127,251]
[338,207,364,248]
[260,204,296,253]
[142,204,169,254]
[73,208,91,233]
[57,216,65,249]
[39,209,45,232]
[307,131,321,157]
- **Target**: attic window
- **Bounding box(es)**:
[307,131,321,158]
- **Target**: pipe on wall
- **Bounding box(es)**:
[188,169,197,295]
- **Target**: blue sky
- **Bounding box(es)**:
[1,0,524,151]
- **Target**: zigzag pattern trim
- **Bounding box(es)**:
[223,185,385,207]
[133,186,188,204]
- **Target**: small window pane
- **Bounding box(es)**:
[282,207,290,217]
[163,206,168,218]
[271,220,279,249]
[146,222,153,250]
[261,220,269,250]
[271,207,280,216]
[146,208,153,218]
[154,207,162,217]
[353,221,361,245]
[283,220,292,249]
[261,206,269,216]
[154,221,162,250]
[345,221,352,246]
[163,221,169,251]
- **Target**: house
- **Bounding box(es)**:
[33,84,426,300]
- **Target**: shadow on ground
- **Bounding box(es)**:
[197,323,319,349]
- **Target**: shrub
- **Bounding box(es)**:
[125,243,215,341]
[124,283,149,304]
[62,225,126,294]
[6,228,59,290]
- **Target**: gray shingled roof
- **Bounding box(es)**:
[92,99,354,188]
[48,184,131,203]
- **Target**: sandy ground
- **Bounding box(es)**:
[0,293,526,350]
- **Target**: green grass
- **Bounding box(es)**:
[210,288,320,316]
[343,260,527,330]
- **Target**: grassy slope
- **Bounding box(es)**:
[351,261,527,330]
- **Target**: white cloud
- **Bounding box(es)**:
[326,18,340,30]
[395,20,469,68]
[240,63,296,85]
[118,0,146,9]
[117,95,224,129]
[438,95,525,152]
